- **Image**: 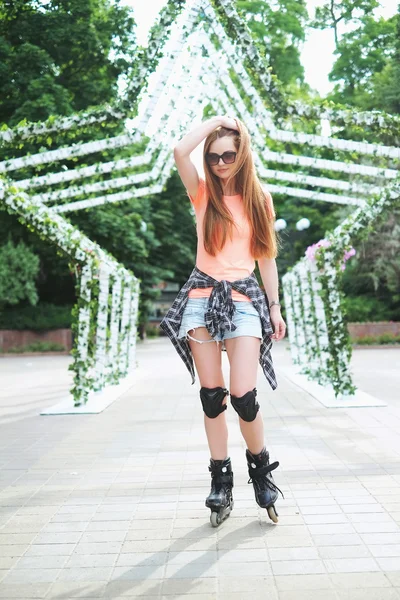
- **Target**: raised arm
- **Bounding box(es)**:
[173,115,238,199]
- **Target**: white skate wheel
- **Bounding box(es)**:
[267,504,279,523]
[210,511,220,527]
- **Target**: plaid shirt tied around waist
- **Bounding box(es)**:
[159,266,277,390]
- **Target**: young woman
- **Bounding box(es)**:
[160,115,286,527]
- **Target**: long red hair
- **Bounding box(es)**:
[202,119,277,259]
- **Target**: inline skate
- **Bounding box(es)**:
[246,447,284,523]
[205,456,234,527]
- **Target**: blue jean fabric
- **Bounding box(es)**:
[177,297,262,343]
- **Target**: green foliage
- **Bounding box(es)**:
[2,341,66,353]
[310,2,400,115]
[236,0,308,86]
[329,15,397,109]
[58,169,196,332]
[123,0,186,113]
[145,324,161,338]
[0,239,39,308]
[0,0,136,125]
[341,207,400,321]
[352,333,400,345]
[147,169,197,286]
[275,198,342,276]
[1,0,398,383]
[0,302,72,330]
[298,4,400,336]
[67,214,132,325]
[209,0,286,118]
[342,295,396,322]
[311,0,379,47]
[0,208,76,305]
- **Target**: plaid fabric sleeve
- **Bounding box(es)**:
[159,267,277,390]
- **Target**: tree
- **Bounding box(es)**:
[342,209,400,322]
[147,170,197,286]
[236,0,308,86]
[328,15,397,108]
[0,0,136,125]
[367,7,400,114]
[311,0,379,48]
[309,1,399,112]
[308,5,400,322]
[0,0,138,321]
[351,209,400,302]
[0,240,39,309]
[51,170,197,335]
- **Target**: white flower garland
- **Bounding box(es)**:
[3,14,394,214]
[290,101,400,133]
[197,29,395,199]
[0,178,139,406]
[4,35,205,214]
[207,0,400,396]
[15,153,152,192]
[283,181,400,396]
[211,0,400,136]
[1,0,399,405]
[0,106,125,144]
[0,132,141,174]
[0,0,193,147]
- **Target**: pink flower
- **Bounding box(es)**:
[341,246,356,271]
[305,239,331,262]
[305,244,316,261]
[306,241,356,272]
[343,247,356,261]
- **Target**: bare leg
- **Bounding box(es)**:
[225,337,281,523]
[224,336,264,455]
[187,328,228,460]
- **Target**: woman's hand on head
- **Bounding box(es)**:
[218,115,239,131]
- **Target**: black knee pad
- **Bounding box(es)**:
[200,386,229,418]
[230,388,260,422]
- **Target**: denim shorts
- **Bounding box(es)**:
[178,297,262,344]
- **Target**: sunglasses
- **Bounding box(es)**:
[205,151,237,166]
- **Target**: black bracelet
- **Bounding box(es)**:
[269,301,281,309]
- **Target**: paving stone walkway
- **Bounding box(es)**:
[0,339,400,599]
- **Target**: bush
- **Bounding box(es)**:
[352,333,400,345]
[2,341,67,353]
[0,240,39,308]
[145,324,160,338]
[343,295,394,322]
[0,302,72,331]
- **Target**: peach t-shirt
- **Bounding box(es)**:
[187,178,275,302]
